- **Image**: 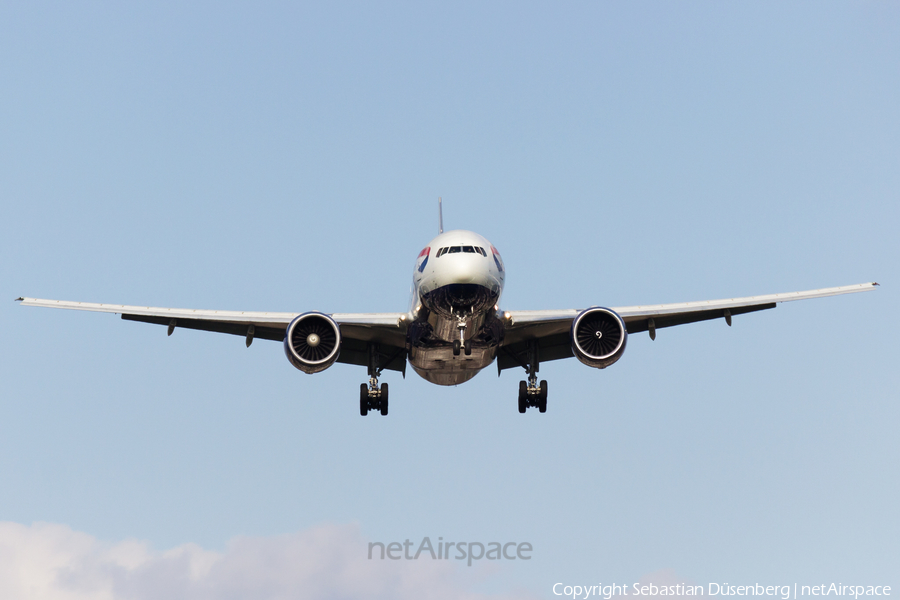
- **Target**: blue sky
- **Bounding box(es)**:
[1,2,897,598]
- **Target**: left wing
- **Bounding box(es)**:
[16,298,410,373]
[497,282,879,372]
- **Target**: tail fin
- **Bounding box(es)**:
[438,197,443,234]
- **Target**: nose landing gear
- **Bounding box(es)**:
[452,316,473,356]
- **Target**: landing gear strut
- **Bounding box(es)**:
[517,340,547,413]
[360,343,388,416]
[452,316,473,356]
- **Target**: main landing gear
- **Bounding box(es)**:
[517,340,548,413]
[360,343,388,416]
[518,375,547,413]
[360,378,388,416]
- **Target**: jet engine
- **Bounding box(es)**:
[571,307,627,369]
[284,312,341,374]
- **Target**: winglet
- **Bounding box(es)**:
[14,297,23,302]
[438,197,443,234]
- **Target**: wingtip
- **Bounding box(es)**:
[872,282,880,287]
[14,297,23,302]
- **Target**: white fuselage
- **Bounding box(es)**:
[407,230,506,385]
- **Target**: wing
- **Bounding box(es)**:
[496,282,879,372]
[16,298,410,373]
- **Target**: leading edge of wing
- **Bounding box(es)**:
[504,282,879,326]
[17,297,298,324]
[16,297,407,327]
[612,282,879,319]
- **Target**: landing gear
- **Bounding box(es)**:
[516,341,548,413]
[360,376,388,416]
[452,338,473,356]
[452,315,472,356]
[518,374,548,413]
[360,343,389,416]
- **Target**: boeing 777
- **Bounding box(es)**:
[17,206,878,416]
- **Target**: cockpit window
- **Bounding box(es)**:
[436,245,488,257]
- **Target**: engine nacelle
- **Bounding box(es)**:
[571,307,627,369]
[284,312,341,374]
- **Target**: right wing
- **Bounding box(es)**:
[16,298,410,373]
[496,282,879,372]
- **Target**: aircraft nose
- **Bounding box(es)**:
[445,254,489,285]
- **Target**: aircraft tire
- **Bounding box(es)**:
[360,383,368,416]
[538,380,548,413]
[380,383,389,416]
[518,381,527,413]
[453,340,461,356]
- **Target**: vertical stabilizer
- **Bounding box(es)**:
[438,197,443,233]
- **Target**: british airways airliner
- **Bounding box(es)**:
[18,204,878,416]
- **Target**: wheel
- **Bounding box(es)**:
[518,381,527,413]
[538,380,548,413]
[464,339,472,355]
[380,383,389,416]
[360,383,368,416]
[453,340,461,356]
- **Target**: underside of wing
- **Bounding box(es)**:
[16,298,410,373]
[496,282,878,372]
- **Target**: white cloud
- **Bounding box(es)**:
[0,522,537,600]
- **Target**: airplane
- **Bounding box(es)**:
[17,202,878,416]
